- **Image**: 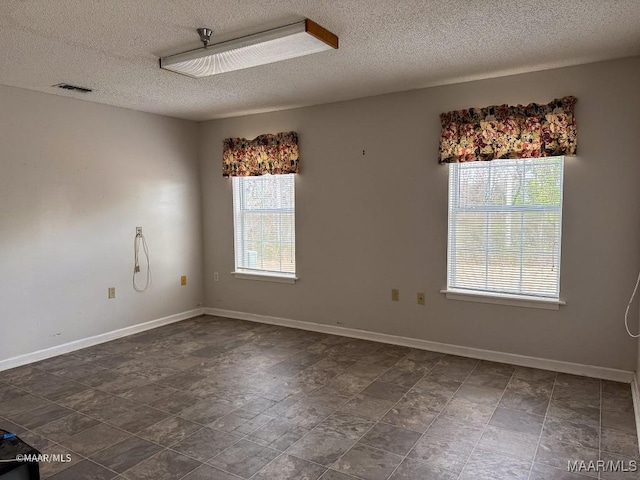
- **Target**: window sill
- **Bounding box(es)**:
[440,289,565,310]
[231,271,298,284]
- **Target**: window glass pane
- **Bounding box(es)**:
[447,157,563,298]
[526,161,562,206]
[242,177,264,210]
[458,166,489,208]
[487,251,521,292]
[233,174,295,276]
[454,212,487,250]
[488,163,521,207]
[244,213,262,241]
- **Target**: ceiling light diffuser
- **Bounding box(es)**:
[160,19,339,78]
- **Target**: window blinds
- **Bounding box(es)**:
[232,174,295,275]
[447,157,564,298]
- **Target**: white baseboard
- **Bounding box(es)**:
[0,308,205,372]
[632,374,640,453]
[205,307,634,383]
[5,305,630,385]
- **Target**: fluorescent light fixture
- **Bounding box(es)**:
[160,19,339,78]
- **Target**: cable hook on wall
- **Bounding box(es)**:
[624,271,640,338]
[133,227,152,292]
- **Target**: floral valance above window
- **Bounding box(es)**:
[222,131,299,177]
[438,96,577,163]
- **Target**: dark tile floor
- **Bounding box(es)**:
[0,315,638,479]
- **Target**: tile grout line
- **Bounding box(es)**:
[4,320,630,480]
[0,342,555,480]
[336,355,474,480]
[245,349,417,480]
[11,354,223,413]
[288,356,517,479]
[110,353,350,479]
[6,368,625,479]
[1,404,134,479]
[116,343,400,479]
[219,355,379,479]
[525,371,559,480]
[2,354,342,478]
[380,359,470,480]
[271,349,431,478]
[1,380,226,479]
[208,386,336,478]
[151,344,406,480]
[598,378,602,480]
[250,365,556,474]
[451,363,516,480]
[322,358,425,479]
[0,381,135,479]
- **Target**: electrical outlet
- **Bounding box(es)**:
[181,275,187,286]
[214,272,219,282]
[391,289,399,301]
[108,287,116,299]
[417,292,425,305]
[136,227,142,235]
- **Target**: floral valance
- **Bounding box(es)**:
[438,96,577,163]
[222,131,299,177]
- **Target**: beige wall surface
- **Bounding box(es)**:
[200,56,640,371]
[0,85,204,361]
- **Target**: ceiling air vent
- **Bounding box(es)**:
[53,83,93,93]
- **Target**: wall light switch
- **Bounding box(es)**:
[214,272,219,282]
[181,275,187,286]
[417,292,425,305]
[391,289,399,301]
[108,287,116,299]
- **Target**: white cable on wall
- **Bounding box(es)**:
[624,271,640,338]
[133,230,152,292]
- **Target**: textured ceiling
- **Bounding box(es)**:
[1,0,640,121]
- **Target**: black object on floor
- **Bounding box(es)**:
[0,429,40,480]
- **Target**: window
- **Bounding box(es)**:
[232,174,296,281]
[446,156,564,302]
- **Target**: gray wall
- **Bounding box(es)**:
[0,85,204,361]
[200,56,640,371]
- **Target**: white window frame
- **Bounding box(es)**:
[441,157,566,310]
[231,174,297,283]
